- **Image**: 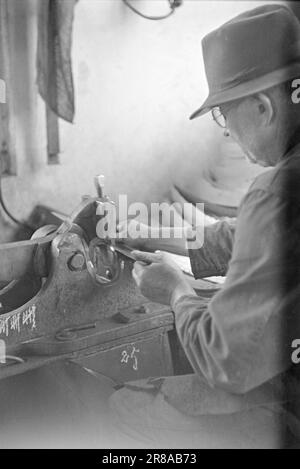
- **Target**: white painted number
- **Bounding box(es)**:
[120,345,140,371]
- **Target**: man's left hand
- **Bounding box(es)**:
[131,250,196,308]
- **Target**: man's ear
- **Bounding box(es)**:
[255,92,274,126]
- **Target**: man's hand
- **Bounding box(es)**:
[131,250,196,308]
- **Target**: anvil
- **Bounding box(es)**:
[0,178,177,382]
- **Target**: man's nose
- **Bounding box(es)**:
[224,128,230,137]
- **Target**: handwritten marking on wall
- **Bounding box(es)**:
[0,305,37,338]
[121,345,140,371]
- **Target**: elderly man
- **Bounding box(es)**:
[109,4,300,448]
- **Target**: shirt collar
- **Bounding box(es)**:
[277,141,300,167]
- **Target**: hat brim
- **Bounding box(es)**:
[189,62,300,120]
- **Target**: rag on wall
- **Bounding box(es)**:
[37,0,78,123]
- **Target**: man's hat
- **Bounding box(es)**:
[190,4,300,120]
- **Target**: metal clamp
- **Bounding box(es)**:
[78,237,124,287]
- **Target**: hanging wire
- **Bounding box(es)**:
[122,0,182,21]
[0,154,34,233]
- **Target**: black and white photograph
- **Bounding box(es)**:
[0,0,300,450]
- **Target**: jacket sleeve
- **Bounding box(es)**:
[188,219,236,278]
[174,189,294,394]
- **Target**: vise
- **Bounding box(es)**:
[0,176,178,384]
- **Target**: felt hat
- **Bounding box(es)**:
[190,4,300,119]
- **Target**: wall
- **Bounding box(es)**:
[0,0,280,242]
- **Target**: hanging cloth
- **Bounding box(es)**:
[37,0,78,163]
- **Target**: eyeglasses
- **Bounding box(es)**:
[211,107,226,129]
[211,100,243,129]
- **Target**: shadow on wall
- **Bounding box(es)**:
[168,116,265,211]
